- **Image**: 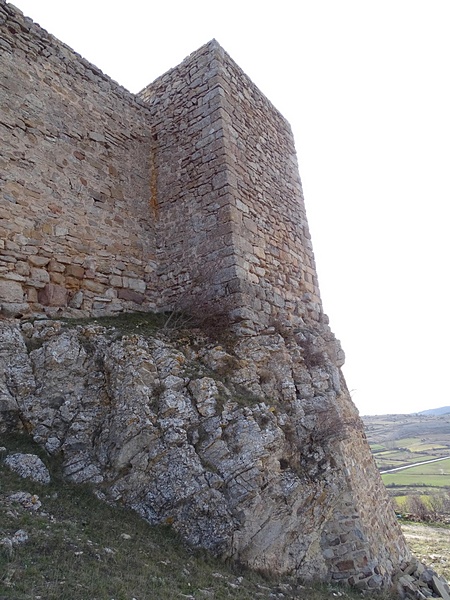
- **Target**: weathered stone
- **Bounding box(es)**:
[66,264,85,279]
[432,575,450,600]
[189,377,218,417]
[0,320,413,588]
[117,288,144,304]
[28,255,50,267]
[0,2,434,592]
[69,290,84,309]
[0,279,23,302]
[83,280,105,294]
[0,302,30,317]
[38,283,68,307]
[30,267,49,283]
[4,453,51,484]
[9,491,42,511]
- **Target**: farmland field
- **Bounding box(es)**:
[362,413,450,498]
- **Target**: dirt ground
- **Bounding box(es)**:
[401,522,450,580]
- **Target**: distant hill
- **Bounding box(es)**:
[417,406,450,416]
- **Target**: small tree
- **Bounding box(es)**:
[407,495,428,521]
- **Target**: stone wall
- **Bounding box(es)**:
[0,1,157,317]
[0,2,415,591]
[215,45,322,325]
[139,41,321,329]
[1,3,322,329]
[139,42,240,319]
[320,391,410,587]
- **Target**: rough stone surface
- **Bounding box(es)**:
[0,1,434,593]
[1,3,319,329]
[0,319,410,587]
[394,558,450,599]
[4,452,51,484]
[0,1,156,318]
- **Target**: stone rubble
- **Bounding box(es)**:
[8,491,43,511]
[395,558,450,600]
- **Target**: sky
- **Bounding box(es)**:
[10,0,450,416]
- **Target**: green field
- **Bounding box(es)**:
[363,413,450,502]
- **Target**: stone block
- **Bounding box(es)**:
[28,255,50,267]
[83,280,105,294]
[128,278,146,293]
[38,283,68,307]
[30,268,50,283]
[48,259,65,273]
[69,290,84,309]
[16,261,30,276]
[50,272,65,285]
[431,576,450,600]
[3,271,25,281]
[0,279,23,302]
[25,287,38,303]
[54,225,68,237]
[117,288,144,304]
[109,275,123,287]
[337,560,355,572]
[66,264,85,279]
[0,302,29,316]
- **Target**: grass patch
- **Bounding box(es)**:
[401,522,450,581]
[369,444,386,452]
[383,473,450,488]
[1,433,392,600]
[58,311,172,337]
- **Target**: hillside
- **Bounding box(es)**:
[362,413,450,506]
[419,406,450,416]
[0,433,373,600]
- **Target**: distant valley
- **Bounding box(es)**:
[362,412,450,508]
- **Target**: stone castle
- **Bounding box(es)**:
[0,2,320,330]
[1,0,415,592]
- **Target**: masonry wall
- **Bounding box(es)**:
[0,4,413,590]
[215,45,322,326]
[321,392,410,585]
[139,42,322,330]
[0,2,157,317]
[138,42,243,320]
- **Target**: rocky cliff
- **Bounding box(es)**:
[0,314,410,588]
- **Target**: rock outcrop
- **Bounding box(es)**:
[0,316,410,588]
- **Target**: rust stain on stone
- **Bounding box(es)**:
[150,135,158,219]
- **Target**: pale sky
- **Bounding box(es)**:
[9,0,450,416]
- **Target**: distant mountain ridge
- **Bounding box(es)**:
[417,406,450,416]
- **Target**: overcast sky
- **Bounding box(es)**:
[10,0,450,416]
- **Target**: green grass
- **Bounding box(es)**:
[58,310,176,336]
[409,458,450,474]
[1,433,393,600]
[382,458,450,488]
[369,444,386,452]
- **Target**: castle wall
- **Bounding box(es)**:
[138,42,243,319]
[139,42,322,330]
[1,6,322,327]
[0,2,157,317]
[215,46,322,326]
[320,391,410,586]
[0,3,414,590]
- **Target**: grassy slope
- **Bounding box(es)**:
[401,522,450,581]
[1,435,396,600]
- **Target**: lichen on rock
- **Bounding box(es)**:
[0,316,411,588]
